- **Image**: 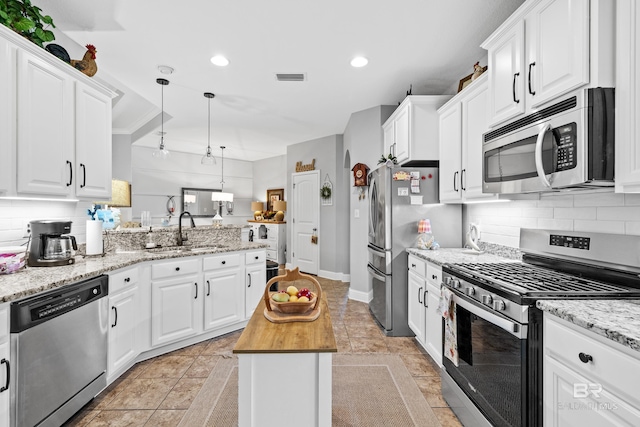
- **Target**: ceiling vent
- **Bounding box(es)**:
[275,73,306,82]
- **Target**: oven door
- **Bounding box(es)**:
[443,291,528,427]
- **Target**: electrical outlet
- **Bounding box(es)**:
[23,222,31,238]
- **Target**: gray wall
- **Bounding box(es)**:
[286,135,347,278]
[343,105,395,301]
[252,155,287,205]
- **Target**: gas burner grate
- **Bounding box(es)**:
[448,262,635,295]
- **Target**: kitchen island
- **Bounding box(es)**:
[233,289,337,427]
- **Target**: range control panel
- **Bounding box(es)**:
[550,234,591,250]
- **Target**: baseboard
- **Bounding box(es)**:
[318,269,350,282]
[348,288,372,303]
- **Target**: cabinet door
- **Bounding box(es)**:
[16,49,74,196]
[526,0,589,109]
[383,122,395,157]
[0,37,12,194]
[488,20,525,127]
[394,105,410,164]
[151,275,200,346]
[438,103,462,203]
[75,82,112,199]
[461,80,496,201]
[425,282,442,367]
[407,271,426,345]
[544,355,640,426]
[245,265,266,319]
[108,286,139,377]
[0,341,8,427]
[203,268,243,331]
[615,0,640,192]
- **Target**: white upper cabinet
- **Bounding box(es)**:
[382,96,451,165]
[616,0,640,192]
[0,36,12,194]
[483,0,613,128]
[75,82,112,198]
[1,24,114,200]
[438,75,498,203]
[16,49,75,197]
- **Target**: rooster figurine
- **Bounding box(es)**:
[70,44,98,77]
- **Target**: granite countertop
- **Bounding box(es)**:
[0,242,269,303]
[406,247,519,266]
[537,299,640,354]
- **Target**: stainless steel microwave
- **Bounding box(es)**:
[482,88,614,194]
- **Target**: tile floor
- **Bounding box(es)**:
[65,277,463,427]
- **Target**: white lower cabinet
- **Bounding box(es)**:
[245,251,267,319]
[108,286,139,379]
[0,304,9,427]
[407,254,443,366]
[543,314,640,426]
[203,253,244,331]
[151,258,202,347]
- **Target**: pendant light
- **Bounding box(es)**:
[153,78,170,159]
[201,92,216,165]
[211,146,234,218]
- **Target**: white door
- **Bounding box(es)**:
[292,171,319,275]
[108,287,139,377]
[0,36,12,194]
[204,268,243,330]
[438,103,462,203]
[245,264,266,319]
[407,271,426,344]
[151,276,200,346]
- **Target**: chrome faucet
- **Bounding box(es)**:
[177,211,196,246]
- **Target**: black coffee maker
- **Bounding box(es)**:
[27,220,77,267]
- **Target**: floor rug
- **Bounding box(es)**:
[179,354,441,426]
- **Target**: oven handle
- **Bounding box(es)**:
[451,292,526,339]
[367,264,387,282]
[534,122,552,189]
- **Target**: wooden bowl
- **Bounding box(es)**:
[268,292,317,314]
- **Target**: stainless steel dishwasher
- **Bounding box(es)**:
[10,275,109,427]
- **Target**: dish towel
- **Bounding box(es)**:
[440,287,459,367]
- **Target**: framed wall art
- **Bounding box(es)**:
[266,188,284,211]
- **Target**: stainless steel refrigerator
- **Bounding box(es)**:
[367,163,461,336]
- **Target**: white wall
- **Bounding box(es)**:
[131,146,254,226]
[465,191,640,247]
[252,155,287,205]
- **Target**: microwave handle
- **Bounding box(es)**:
[534,123,552,189]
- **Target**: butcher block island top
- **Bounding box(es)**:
[233,297,337,354]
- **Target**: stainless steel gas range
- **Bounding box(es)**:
[440,229,640,427]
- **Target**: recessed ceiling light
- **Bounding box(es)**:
[350,56,368,68]
[157,65,174,74]
[210,55,229,67]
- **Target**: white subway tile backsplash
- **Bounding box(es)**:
[624,194,640,206]
[624,222,640,236]
[537,194,574,207]
[596,206,640,221]
[536,218,574,230]
[574,220,625,234]
[521,207,554,218]
[481,232,519,248]
[573,191,624,207]
[554,207,596,220]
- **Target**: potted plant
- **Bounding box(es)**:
[0,0,55,48]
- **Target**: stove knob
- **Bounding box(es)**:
[451,279,461,289]
[481,294,493,306]
[444,277,452,285]
[493,300,506,311]
[465,287,475,296]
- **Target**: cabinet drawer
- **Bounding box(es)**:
[266,249,277,261]
[203,253,241,271]
[109,266,139,293]
[245,251,266,265]
[408,255,426,278]
[152,257,200,279]
[545,316,640,403]
[426,264,442,286]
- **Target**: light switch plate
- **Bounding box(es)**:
[398,187,409,196]
[354,209,360,218]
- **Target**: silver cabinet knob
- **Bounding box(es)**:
[493,300,506,311]
[481,294,493,305]
[465,287,475,296]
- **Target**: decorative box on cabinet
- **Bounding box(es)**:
[616,0,640,193]
[382,96,451,165]
[482,0,614,128]
[438,75,497,203]
[407,254,443,366]
[543,314,640,425]
[0,24,114,200]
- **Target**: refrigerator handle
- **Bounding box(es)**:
[367,264,387,282]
